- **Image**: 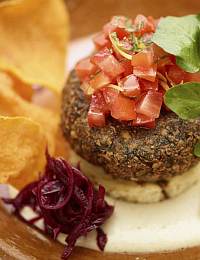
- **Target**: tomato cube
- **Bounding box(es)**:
[103,16,131,39]
[140,78,158,91]
[91,48,125,79]
[119,74,141,97]
[102,87,119,107]
[133,65,157,82]
[167,65,186,84]
[132,48,154,68]
[110,93,136,120]
[134,14,155,36]
[136,91,163,118]
[132,113,155,128]
[90,71,111,90]
[184,72,200,83]
[93,32,111,50]
[88,91,108,127]
[75,58,97,81]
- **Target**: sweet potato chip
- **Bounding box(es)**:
[11,73,34,101]
[0,116,46,188]
[0,72,58,154]
[0,0,69,93]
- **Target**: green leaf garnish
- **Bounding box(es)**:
[152,14,200,73]
[164,82,200,119]
[194,142,200,157]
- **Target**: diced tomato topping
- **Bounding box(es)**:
[184,72,200,83]
[102,87,119,107]
[133,64,157,82]
[88,110,105,127]
[110,94,136,120]
[90,47,111,63]
[134,14,155,36]
[140,78,158,91]
[88,91,109,127]
[136,91,163,118]
[152,44,172,68]
[91,48,125,78]
[102,87,136,120]
[143,120,156,128]
[167,65,186,84]
[119,74,141,97]
[90,71,111,90]
[132,113,155,128]
[75,14,198,129]
[147,16,157,30]
[103,22,116,36]
[121,60,133,76]
[93,32,111,50]
[103,16,130,39]
[132,48,154,68]
[75,58,97,81]
[132,47,157,81]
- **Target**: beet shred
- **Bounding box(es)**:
[3,153,114,259]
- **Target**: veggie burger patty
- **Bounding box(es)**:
[61,71,200,183]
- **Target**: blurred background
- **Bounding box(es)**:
[66,0,200,39]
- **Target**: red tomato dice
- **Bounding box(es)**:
[119,74,141,97]
[134,14,155,36]
[75,58,97,81]
[184,72,200,83]
[132,48,154,68]
[140,78,158,91]
[110,94,136,120]
[88,110,105,127]
[102,87,136,120]
[91,48,125,79]
[90,71,112,90]
[118,59,133,76]
[133,64,157,82]
[93,32,111,50]
[102,87,119,107]
[167,65,186,84]
[88,91,108,127]
[136,91,163,118]
[132,113,155,128]
[132,48,157,81]
[103,16,131,39]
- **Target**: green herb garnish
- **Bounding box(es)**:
[152,14,200,73]
[164,82,200,158]
[164,82,200,120]
[128,33,146,52]
[109,32,132,60]
[109,31,147,59]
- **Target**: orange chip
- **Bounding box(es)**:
[11,73,34,101]
[0,72,59,154]
[0,116,46,189]
[0,0,69,93]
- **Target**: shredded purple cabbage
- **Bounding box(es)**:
[3,153,114,259]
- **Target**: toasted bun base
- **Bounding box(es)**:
[69,150,200,203]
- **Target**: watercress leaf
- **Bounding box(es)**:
[152,14,200,73]
[194,142,200,157]
[164,82,200,119]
